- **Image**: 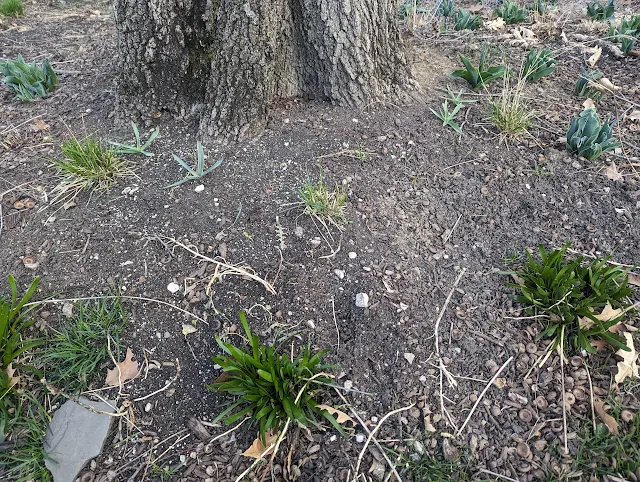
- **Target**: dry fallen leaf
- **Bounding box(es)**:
[605,162,623,181]
[181,324,198,335]
[627,110,640,122]
[582,98,596,110]
[105,347,139,386]
[316,404,354,425]
[493,377,507,389]
[579,303,624,330]
[243,431,277,459]
[628,272,640,286]
[31,119,50,132]
[487,18,506,31]
[594,398,619,434]
[5,363,20,389]
[590,339,609,352]
[615,332,639,384]
[587,46,602,67]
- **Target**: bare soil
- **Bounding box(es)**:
[1,1,639,481]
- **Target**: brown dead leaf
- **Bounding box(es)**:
[316,404,354,425]
[105,347,139,386]
[582,98,596,110]
[590,339,609,352]
[31,119,50,132]
[587,46,602,67]
[605,162,623,181]
[594,398,619,434]
[615,332,639,384]
[579,303,624,330]
[487,18,506,31]
[609,322,638,335]
[628,272,640,286]
[242,431,277,459]
[5,363,20,389]
[493,377,507,389]
[627,110,640,122]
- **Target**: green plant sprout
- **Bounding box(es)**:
[431,99,464,135]
[450,49,508,91]
[0,55,57,102]
[109,122,159,157]
[166,141,222,188]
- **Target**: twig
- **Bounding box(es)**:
[335,389,404,482]
[40,379,129,417]
[585,362,597,432]
[133,359,181,402]
[442,213,462,246]
[434,268,466,427]
[455,356,514,438]
[331,296,340,352]
[560,326,568,455]
[477,468,520,482]
[353,403,414,478]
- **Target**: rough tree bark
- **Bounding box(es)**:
[115,0,411,140]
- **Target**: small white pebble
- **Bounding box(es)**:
[348,252,357,259]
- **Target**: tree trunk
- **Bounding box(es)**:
[115,0,411,140]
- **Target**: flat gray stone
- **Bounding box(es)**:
[44,397,115,482]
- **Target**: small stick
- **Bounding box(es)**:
[455,356,514,437]
[353,403,414,478]
[585,361,597,432]
[133,359,181,402]
[331,296,340,352]
[442,214,462,246]
[477,468,520,482]
[560,327,568,454]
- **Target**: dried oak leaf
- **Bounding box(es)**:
[243,431,277,459]
[5,363,20,389]
[579,303,623,330]
[604,162,623,181]
[105,348,139,386]
[587,46,602,67]
[594,398,619,434]
[615,332,639,384]
[316,404,354,425]
[628,272,640,286]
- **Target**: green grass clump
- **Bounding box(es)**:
[42,298,127,394]
[208,312,341,444]
[0,54,57,101]
[450,48,508,91]
[0,0,24,17]
[51,136,134,203]
[299,171,347,228]
[574,411,640,479]
[490,76,535,138]
[507,244,634,353]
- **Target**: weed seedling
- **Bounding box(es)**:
[575,69,606,102]
[450,48,508,91]
[50,136,133,203]
[430,99,464,135]
[453,8,482,30]
[0,0,23,16]
[208,312,342,443]
[566,108,620,161]
[608,16,639,54]
[523,49,556,82]
[42,298,127,394]
[507,244,634,353]
[166,141,222,188]
[1,275,42,401]
[299,171,347,228]
[109,122,159,157]
[438,0,455,17]
[586,0,614,20]
[496,0,528,24]
[0,55,57,101]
